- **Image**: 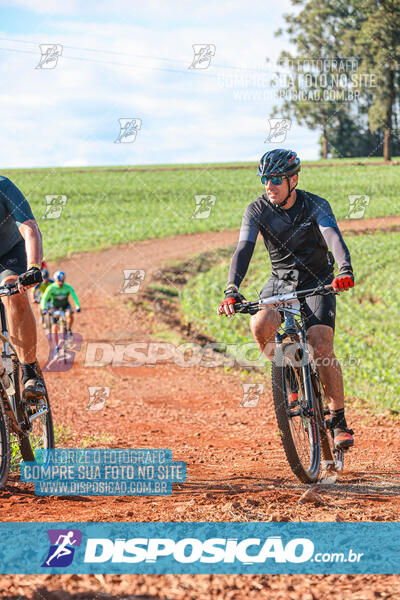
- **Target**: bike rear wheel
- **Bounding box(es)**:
[272,342,320,483]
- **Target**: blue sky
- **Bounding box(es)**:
[0,0,318,168]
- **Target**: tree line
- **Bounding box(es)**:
[273,0,400,160]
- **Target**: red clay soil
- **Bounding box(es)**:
[1,216,400,598]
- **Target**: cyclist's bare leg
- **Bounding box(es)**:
[306,324,344,411]
[49,319,59,346]
[250,309,281,361]
[65,310,73,331]
[1,275,37,363]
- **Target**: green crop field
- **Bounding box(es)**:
[3,159,400,260]
[180,231,399,413]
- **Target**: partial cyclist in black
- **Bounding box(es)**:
[218,149,355,450]
[0,175,45,402]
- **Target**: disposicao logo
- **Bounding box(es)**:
[41,529,82,567]
[83,536,314,564]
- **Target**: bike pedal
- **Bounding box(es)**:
[334,442,353,452]
[340,445,352,452]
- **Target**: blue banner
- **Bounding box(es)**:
[0,522,399,574]
[20,449,186,496]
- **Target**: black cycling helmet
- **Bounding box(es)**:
[41,268,49,279]
[257,149,301,178]
[257,149,301,207]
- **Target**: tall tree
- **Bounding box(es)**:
[273,0,360,158]
[352,0,400,161]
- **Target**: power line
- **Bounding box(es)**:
[0,36,276,74]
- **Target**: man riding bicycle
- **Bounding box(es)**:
[40,271,80,341]
[33,268,54,326]
[33,268,53,302]
[0,175,46,402]
[218,149,355,450]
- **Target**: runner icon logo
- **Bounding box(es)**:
[41,529,82,567]
[120,269,146,293]
[36,44,63,69]
[346,195,370,219]
[189,44,216,69]
[240,383,264,407]
[114,118,142,143]
[192,195,216,219]
[265,118,292,143]
[86,386,110,410]
[42,333,83,373]
[43,195,68,220]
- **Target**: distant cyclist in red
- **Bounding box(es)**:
[218,149,355,450]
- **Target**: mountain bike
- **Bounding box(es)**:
[236,284,344,484]
[0,282,54,490]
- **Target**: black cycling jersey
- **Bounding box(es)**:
[0,176,35,256]
[228,189,352,290]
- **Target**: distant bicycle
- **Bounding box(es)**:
[0,282,54,490]
[236,284,345,484]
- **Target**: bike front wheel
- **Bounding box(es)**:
[272,342,320,483]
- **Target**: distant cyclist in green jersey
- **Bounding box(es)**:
[40,270,81,339]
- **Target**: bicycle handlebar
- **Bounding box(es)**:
[235,284,336,314]
[0,282,20,297]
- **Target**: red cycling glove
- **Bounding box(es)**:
[217,287,245,317]
[332,272,354,292]
[217,297,237,317]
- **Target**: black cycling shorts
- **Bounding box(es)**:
[0,239,27,284]
[51,304,72,324]
[259,273,336,331]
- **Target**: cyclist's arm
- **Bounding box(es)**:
[66,284,80,309]
[227,207,260,288]
[19,220,43,270]
[315,199,353,273]
[40,284,52,310]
